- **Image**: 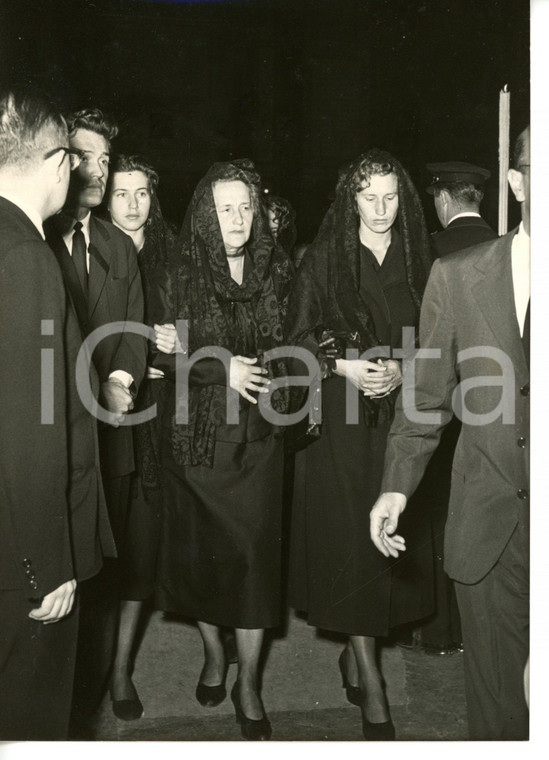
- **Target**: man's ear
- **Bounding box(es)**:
[507,168,526,203]
[439,189,450,208]
[41,151,61,184]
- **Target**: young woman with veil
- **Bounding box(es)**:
[285,149,434,740]
[105,155,176,720]
[150,159,293,740]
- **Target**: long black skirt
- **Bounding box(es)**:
[289,376,433,637]
[157,433,284,629]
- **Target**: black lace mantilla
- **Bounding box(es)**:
[284,148,434,426]
[160,159,293,467]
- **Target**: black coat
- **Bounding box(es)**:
[431,215,497,258]
[45,214,147,478]
[0,197,115,597]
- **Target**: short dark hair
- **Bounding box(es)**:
[66,108,118,147]
[512,126,530,170]
[0,89,66,170]
[434,182,484,206]
[110,154,159,195]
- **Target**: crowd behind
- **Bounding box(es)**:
[0,89,530,742]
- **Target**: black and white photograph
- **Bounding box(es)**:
[0,0,543,748]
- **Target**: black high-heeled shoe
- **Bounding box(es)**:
[196,680,227,707]
[196,660,227,707]
[230,683,272,740]
[362,715,396,741]
[360,687,395,741]
[110,678,144,721]
[338,650,362,707]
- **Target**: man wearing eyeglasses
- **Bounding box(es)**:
[370,126,530,740]
[45,108,146,734]
[0,90,116,739]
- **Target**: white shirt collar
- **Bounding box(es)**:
[447,211,481,225]
[511,222,530,337]
[514,220,530,245]
[59,210,92,251]
[0,190,45,239]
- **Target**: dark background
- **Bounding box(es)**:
[0,0,529,239]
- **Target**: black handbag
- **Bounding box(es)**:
[284,328,361,454]
[284,382,322,454]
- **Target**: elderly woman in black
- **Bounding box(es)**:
[151,160,292,740]
[285,149,434,740]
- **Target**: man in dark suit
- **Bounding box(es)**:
[412,162,499,655]
[45,108,146,728]
[427,161,497,257]
[370,128,530,740]
[0,91,115,739]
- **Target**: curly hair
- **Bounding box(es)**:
[66,107,118,146]
[263,193,297,258]
[338,148,433,309]
[347,151,397,193]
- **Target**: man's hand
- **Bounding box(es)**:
[28,579,76,624]
[100,378,134,426]
[229,356,270,404]
[370,492,408,557]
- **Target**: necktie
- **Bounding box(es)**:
[72,221,88,298]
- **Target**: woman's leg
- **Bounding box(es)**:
[234,628,265,719]
[349,635,390,723]
[111,600,143,700]
[197,621,225,686]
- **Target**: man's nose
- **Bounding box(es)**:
[90,160,105,179]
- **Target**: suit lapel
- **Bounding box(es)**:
[45,222,89,330]
[470,231,528,377]
[88,216,111,319]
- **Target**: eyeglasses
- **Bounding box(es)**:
[43,146,83,169]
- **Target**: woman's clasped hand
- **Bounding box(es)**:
[336,358,402,397]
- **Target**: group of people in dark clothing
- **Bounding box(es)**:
[0,88,529,743]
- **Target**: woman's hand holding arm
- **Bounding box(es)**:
[147,365,165,379]
[153,323,182,355]
[229,356,271,404]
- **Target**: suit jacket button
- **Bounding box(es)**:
[29,580,38,590]
[520,383,529,396]
[517,489,529,500]
[517,437,527,448]
[22,558,32,568]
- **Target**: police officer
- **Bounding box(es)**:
[426,161,497,257]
